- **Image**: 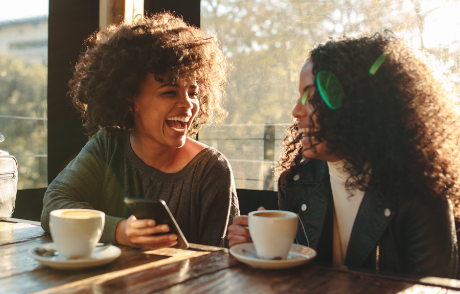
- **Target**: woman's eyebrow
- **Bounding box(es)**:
[158,84,199,89]
[159,83,179,89]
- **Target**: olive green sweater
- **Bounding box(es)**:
[41,130,239,247]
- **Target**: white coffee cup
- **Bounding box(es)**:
[49,209,105,259]
[248,210,298,259]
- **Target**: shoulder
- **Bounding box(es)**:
[185,146,233,185]
[198,147,232,171]
[393,189,454,230]
[84,129,125,153]
[404,193,450,213]
[279,159,329,185]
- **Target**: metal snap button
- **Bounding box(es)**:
[301,204,307,211]
[293,174,300,181]
[384,208,391,217]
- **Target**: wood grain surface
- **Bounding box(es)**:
[1,219,460,294]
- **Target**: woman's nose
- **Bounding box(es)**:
[179,93,194,109]
[292,98,307,119]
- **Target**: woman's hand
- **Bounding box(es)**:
[227,207,265,247]
[116,215,178,249]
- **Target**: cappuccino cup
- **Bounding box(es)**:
[49,209,105,259]
[248,210,298,259]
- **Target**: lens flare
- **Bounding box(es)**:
[301,86,312,106]
[316,71,344,110]
[369,53,387,75]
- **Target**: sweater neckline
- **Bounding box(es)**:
[124,131,212,181]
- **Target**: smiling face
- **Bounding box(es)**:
[132,73,199,149]
[292,59,340,162]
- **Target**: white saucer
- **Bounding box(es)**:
[28,243,122,270]
[229,243,317,269]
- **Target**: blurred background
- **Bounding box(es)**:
[1,0,459,194]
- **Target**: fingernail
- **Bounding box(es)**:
[169,235,177,240]
[171,241,178,246]
[161,225,169,231]
[148,220,155,226]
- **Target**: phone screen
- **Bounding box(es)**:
[124,198,189,249]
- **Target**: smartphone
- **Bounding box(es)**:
[124,198,189,249]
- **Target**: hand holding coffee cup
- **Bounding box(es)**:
[49,209,105,259]
[248,210,298,260]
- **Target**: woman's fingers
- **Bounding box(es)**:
[128,216,156,229]
[131,233,177,246]
[228,233,252,247]
[227,215,253,247]
[128,224,170,237]
[228,222,251,237]
[232,215,249,226]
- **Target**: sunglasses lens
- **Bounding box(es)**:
[316,71,344,110]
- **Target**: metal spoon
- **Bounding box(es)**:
[242,249,283,260]
[33,243,112,257]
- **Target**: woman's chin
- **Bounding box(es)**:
[301,149,320,160]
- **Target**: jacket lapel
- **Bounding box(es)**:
[302,178,333,250]
[345,190,395,267]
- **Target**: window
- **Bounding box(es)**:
[200,0,460,191]
[0,0,48,189]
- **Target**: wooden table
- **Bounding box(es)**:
[2,218,460,294]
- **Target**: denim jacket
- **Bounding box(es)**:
[278,159,458,278]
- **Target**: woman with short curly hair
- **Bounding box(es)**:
[228,33,459,278]
[42,12,239,248]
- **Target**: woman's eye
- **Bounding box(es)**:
[189,92,199,98]
[163,91,176,96]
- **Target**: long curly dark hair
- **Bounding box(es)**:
[68,12,228,137]
[276,33,460,217]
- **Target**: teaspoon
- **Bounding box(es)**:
[34,243,112,257]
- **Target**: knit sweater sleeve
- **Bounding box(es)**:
[40,131,124,243]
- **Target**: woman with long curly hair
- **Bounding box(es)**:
[41,12,239,248]
[228,33,459,277]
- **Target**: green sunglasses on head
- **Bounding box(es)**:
[301,53,387,109]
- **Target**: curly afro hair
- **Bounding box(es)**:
[68,12,228,138]
[276,33,460,218]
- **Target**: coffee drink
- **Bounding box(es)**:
[50,209,105,259]
[249,210,298,259]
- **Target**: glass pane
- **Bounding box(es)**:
[0,0,48,189]
[200,0,460,190]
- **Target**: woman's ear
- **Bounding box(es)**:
[129,97,137,112]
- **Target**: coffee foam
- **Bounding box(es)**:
[253,211,288,218]
[58,210,100,219]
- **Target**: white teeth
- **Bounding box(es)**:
[170,127,185,132]
[299,127,320,137]
[166,117,190,122]
[298,128,308,133]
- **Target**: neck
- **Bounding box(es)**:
[129,131,189,173]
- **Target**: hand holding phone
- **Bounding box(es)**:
[115,214,179,249]
[124,198,189,249]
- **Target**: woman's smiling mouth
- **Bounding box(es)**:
[166,116,190,132]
